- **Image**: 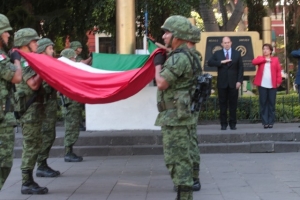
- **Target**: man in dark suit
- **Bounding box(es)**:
[208,36,244,130]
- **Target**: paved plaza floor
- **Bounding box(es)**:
[1,153,300,200]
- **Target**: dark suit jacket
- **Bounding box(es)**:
[207,49,244,89]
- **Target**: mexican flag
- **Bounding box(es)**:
[17,41,163,104]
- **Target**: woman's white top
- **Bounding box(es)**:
[261,60,272,88]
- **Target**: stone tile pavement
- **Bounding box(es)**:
[1,153,300,200]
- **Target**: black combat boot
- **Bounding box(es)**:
[36,160,60,177]
[21,170,48,194]
[192,178,201,191]
[174,178,201,192]
[64,146,83,162]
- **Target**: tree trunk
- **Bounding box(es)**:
[197,0,219,31]
[221,0,244,31]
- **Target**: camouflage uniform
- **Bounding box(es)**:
[187,25,202,191]
[155,15,200,200]
[60,49,83,162]
[70,41,86,131]
[14,28,48,194]
[0,14,18,190]
[36,38,60,177]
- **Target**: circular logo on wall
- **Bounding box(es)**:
[236,45,247,57]
[212,46,222,54]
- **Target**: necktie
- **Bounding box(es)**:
[225,50,229,59]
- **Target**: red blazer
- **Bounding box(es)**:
[252,56,282,88]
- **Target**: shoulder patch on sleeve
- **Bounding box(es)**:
[21,61,29,68]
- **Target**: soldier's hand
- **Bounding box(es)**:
[147,37,156,43]
[10,51,22,62]
[154,53,166,66]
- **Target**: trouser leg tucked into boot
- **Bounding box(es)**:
[175,185,193,200]
[64,146,83,162]
[36,160,60,177]
[21,170,48,194]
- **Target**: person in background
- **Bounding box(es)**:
[290,48,300,128]
[252,43,282,129]
[35,38,60,177]
[0,14,22,190]
[60,48,83,162]
[207,36,244,130]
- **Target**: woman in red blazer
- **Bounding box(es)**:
[252,43,282,129]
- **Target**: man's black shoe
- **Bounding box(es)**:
[21,181,48,194]
[64,152,83,162]
[230,126,237,130]
[36,165,60,177]
[221,125,227,130]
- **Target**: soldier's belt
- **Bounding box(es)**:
[157,101,176,112]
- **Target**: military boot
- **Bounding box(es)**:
[36,160,60,177]
[192,178,201,191]
[175,185,193,200]
[64,146,83,162]
[173,178,201,192]
[21,170,48,194]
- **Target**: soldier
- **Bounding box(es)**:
[187,25,202,192]
[13,28,48,194]
[35,38,60,177]
[0,14,22,190]
[173,25,203,193]
[69,41,90,131]
[154,15,201,200]
[60,48,83,162]
[70,41,92,65]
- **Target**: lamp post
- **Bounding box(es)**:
[283,5,289,94]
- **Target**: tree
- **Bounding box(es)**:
[197,0,245,31]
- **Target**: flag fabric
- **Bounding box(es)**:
[17,48,164,104]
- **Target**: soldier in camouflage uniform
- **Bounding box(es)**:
[60,48,83,162]
[35,38,60,177]
[13,28,48,194]
[0,14,22,190]
[173,25,203,193]
[154,15,201,200]
[70,41,92,64]
[69,41,90,131]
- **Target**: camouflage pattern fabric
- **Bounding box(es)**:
[14,58,44,174]
[155,43,199,199]
[162,125,193,200]
[37,82,57,165]
[0,14,12,35]
[188,25,201,44]
[20,103,44,173]
[0,127,14,189]
[189,47,202,180]
[70,41,82,51]
[155,44,197,127]
[0,49,17,190]
[37,38,54,54]
[75,55,83,62]
[14,28,40,47]
[60,48,76,59]
[161,15,193,41]
[63,98,82,149]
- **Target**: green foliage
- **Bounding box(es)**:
[246,0,267,39]
[198,94,300,123]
